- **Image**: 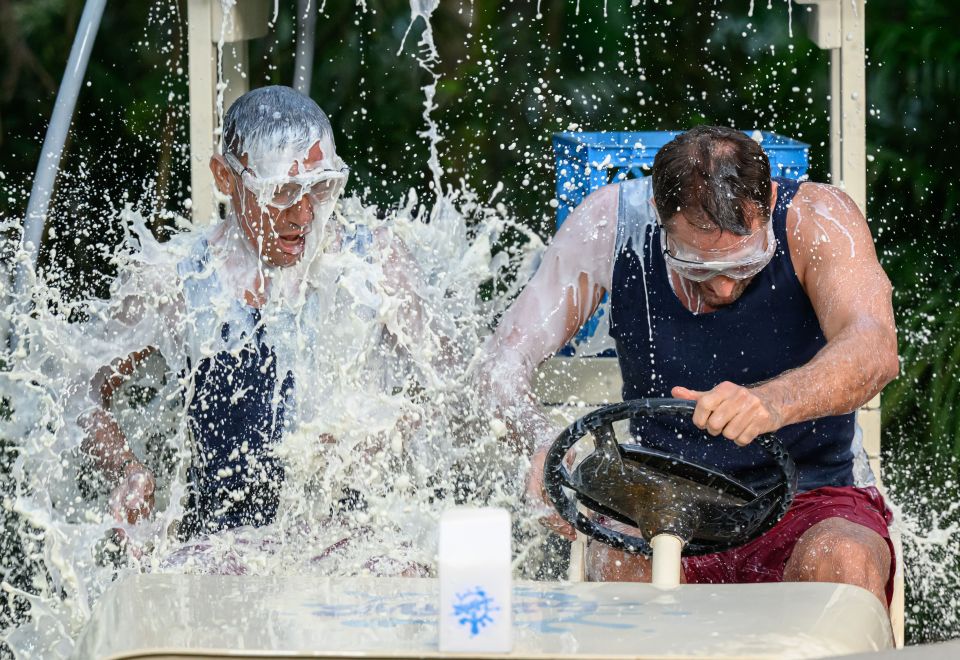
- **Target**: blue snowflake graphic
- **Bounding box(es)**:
[453,587,500,636]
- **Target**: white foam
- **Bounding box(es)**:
[0,189,543,656]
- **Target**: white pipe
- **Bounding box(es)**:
[567,531,587,582]
[293,0,317,94]
[19,0,108,261]
[650,533,683,589]
[5,0,107,347]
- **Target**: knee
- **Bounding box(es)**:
[786,519,890,587]
[585,541,651,582]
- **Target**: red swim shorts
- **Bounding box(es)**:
[681,485,896,605]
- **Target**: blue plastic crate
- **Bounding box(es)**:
[551,130,810,354]
[553,130,810,227]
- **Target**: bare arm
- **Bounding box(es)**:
[479,185,620,539]
[755,184,899,424]
[482,184,620,448]
[80,348,157,523]
[80,349,154,474]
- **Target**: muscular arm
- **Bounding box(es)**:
[755,184,899,424]
[482,184,619,448]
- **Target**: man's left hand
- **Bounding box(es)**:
[672,382,783,446]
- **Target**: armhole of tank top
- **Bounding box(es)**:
[178,242,199,279]
[608,184,627,329]
[776,180,808,294]
[346,224,375,256]
[614,182,628,258]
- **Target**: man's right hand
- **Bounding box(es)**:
[526,443,577,541]
[109,461,156,525]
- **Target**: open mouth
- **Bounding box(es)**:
[276,233,306,256]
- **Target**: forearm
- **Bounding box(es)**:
[482,273,608,451]
[79,407,140,483]
[479,350,559,453]
[485,268,605,400]
[80,349,155,480]
[753,321,899,427]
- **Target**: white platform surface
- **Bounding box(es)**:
[75,574,892,659]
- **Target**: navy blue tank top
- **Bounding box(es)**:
[181,312,293,537]
[176,226,375,538]
[609,177,854,493]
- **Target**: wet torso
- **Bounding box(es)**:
[608,177,855,493]
[175,237,292,537]
[175,228,377,537]
[179,310,292,537]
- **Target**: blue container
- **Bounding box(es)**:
[551,130,810,353]
[553,130,810,227]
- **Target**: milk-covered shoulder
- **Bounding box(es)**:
[615,176,656,258]
[787,182,869,260]
[782,181,892,346]
[552,182,621,292]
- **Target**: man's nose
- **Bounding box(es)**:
[294,195,314,225]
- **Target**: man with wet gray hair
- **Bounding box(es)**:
[486,125,899,609]
[211,84,349,271]
[83,86,420,549]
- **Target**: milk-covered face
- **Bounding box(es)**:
[657,184,778,308]
[212,139,348,268]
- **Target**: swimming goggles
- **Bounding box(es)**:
[660,220,777,282]
[225,151,349,210]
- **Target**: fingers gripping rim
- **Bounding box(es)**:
[542,398,798,556]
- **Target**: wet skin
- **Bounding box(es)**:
[659,185,778,312]
[82,143,333,526]
[525,180,898,608]
[210,140,328,271]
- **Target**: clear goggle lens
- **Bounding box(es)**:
[225,152,349,210]
[269,175,346,209]
[661,222,776,282]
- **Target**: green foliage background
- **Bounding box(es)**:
[1,0,958,644]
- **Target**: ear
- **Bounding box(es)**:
[209,154,234,196]
[768,180,779,215]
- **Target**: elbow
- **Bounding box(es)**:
[882,351,900,387]
[877,343,900,389]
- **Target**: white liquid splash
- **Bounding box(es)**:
[0,187,548,657]
[1,0,958,655]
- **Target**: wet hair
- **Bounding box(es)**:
[651,125,772,236]
[221,85,334,160]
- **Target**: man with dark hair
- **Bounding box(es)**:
[484,125,899,607]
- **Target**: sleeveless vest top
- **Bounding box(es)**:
[609,177,855,493]
[176,227,374,537]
